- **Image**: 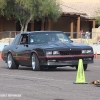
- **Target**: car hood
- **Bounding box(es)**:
[39,41,92,49]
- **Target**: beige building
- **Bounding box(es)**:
[0,0,100,39]
[52,1,100,38]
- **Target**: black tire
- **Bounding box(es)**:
[48,66,57,70]
[83,64,87,71]
[7,53,19,69]
[75,64,87,71]
[31,53,41,71]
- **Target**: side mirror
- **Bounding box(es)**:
[24,44,28,47]
[70,40,73,43]
[4,45,8,47]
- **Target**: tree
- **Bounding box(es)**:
[15,0,62,32]
[96,17,100,27]
[95,7,100,27]
[1,0,62,32]
[0,0,7,15]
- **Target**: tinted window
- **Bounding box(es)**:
[29,32,71,44]
[20,34,28,44]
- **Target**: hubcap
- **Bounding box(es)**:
[32,54,36,70]
[7,54,12,68]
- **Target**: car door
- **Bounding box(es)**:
[14,34,31,66]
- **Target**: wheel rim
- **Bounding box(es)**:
[7,54,12,68]
[32,54,36,70]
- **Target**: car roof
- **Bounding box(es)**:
[20,31,63,35]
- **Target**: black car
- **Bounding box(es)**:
[2,31,94,71]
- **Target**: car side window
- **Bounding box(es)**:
[20,34,28,45]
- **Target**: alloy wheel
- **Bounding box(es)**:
[7,54,12,68]
[32,54,36,70]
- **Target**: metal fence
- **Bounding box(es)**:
[0,31,100,44]
[65,32,100,44]
[0,31,20,44]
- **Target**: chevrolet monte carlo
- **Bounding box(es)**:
[2,31,94,71]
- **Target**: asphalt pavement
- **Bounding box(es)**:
[0,57,100,100]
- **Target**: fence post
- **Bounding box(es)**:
[81,33,82,43]
[15,32,16,37]
[9,31,11,45]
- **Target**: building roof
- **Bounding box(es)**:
[60,3,87,16]
[60,0,100,2]
[60,1,100,19]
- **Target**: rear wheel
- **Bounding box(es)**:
[7,53,19,69]
[75,64,87,71]
[31,53,41,71]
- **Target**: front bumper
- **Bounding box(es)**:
[41,59,94,66]
[39,54,94,66]
[46,59,93,66]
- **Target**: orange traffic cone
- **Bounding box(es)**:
[94,52,98,59]
[0,53,2,60]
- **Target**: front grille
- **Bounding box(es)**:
[59,50,81,55]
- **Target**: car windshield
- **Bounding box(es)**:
[29,32,71,44]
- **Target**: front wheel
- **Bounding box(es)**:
[7,53,19,69]
[31,53,41,71]
[75,64,87,71]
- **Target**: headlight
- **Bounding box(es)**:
[87,50,92,53]
[53,51,60,55]
[46,51,60,55]
[82,50,87,54]
[82,50,92,54]
[46,51,52,55]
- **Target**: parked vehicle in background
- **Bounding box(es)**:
[2,31,94,71]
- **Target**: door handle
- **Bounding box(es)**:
[16,47,18,49]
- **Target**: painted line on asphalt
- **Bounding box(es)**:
[0,81,73,90]
[0,82,74,92]
[0,73,73,83]
[0,74,74,89]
